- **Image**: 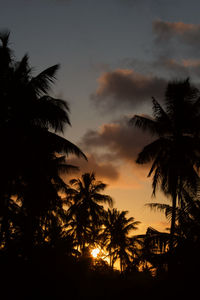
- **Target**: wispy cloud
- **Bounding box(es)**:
[123,57,190,78]
[153,20,200,47]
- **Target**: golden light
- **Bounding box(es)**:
[91,248,100,258]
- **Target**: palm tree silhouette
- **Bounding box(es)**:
[147,188,200,246]
[0,31,86,254]
[102,208,140,272]
[66,172,113,253]
[144,189,200,276]
[130,79,200,249]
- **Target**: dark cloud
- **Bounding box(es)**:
[66,117,154,188]
[80,117,153,165]
[91,69,167,112]
[91,20,200,114]
[67,153,120,181]
[153,20,200,47]
[150,20,200,79]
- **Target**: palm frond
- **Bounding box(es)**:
[129,114,158,136]
[93,193,113,207]
[146,203,172,220]
[30,64,60,96]
[151,167,162,196]
[57,163,79,175]
[91,182,107,193]
[136,137,169,165]
[0,30,12,67]
[152,97,171,131]
[45,131,87,160]
[14,54,31,78]
[33,96,71,132]
[0,30,10,48]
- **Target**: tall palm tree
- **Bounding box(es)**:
[0,31,86,253]
[147,187,200,244]
[102,208,140,272]
[66,172,113,252]
[144,189,200,275]
[130,79,200,248]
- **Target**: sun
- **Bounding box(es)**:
[91,248,100,258]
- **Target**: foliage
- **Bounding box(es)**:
[102,208,140,272]
[1,31,200,299]
[65,172,113,252]
[130,79,200,248]
[0,31,86,257]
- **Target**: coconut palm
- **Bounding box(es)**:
[66,172,113,252]
[0,31,86,253]
[102,208,140,272]
[144,188,200,276]
[130,79,200,248]
[147,187,200,244]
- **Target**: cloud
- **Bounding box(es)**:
[155,58,200,79]
[152,57,189,77]
[120,20,200,81]
[153,20,200,47]
[80,116,153,168]
[124,57,188,78]
[65,117,155,190]
[66,153,120,182]
[91,69,167,112]
[65,117,153,189]
[123,55,200,81]
[149,57,200,79]
[91,20,200,114]
[181,59,200,68]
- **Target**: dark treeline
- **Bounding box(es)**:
[1,32,200,299]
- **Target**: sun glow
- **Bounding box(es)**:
[91,248,100,258]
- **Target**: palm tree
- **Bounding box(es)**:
[130,79,200,249]
[102,208,140,272]
[0,31,86,254]
[66,172,113,252]
[147,187,200,245]
[145,189,200,276]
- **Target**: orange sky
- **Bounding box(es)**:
[67,152,170,235]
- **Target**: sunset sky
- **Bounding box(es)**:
[2,0,200,234]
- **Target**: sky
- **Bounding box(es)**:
[2,0,200,234]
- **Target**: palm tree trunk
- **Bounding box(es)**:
[120,257,123,273]
[170,192,177,250]
[109,249,112,268]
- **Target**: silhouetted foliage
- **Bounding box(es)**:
[0,31,86,259]
[1,31,200,299]
[102,208,140,272]
[66,172,113,252]
[130,79,200,249]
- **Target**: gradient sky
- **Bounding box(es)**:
[2,0,200,234]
